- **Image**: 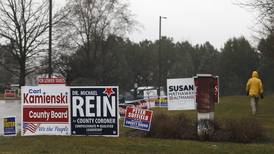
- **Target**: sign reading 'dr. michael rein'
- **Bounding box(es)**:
[167,78,196,110]
[70,87,119,136]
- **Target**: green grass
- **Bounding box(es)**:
[1,95,274,154]
[216,95,274,140]
[1,136,274,154]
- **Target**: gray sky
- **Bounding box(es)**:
[55,0,257,49]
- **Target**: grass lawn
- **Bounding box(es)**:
[0,95,274,154]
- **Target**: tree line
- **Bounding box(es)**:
[0,0,273,96]
[56,35,274,96]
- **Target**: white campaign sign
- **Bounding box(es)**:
[143,90,157,99]
[143,89,157,108]
[23,124,69,136]
[167,78,196,110]
[21,86,70,136]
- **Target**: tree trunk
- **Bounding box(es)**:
[19,61,26,87]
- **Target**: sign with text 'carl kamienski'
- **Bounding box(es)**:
[167,78,196,110]
[21,86,69,136]
[70,87,119,136]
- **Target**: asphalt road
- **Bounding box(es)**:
[0,100,21,135]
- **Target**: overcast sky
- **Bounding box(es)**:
[55,0,257,49]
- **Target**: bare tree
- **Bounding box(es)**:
[237,0,274,35]
[0,0,50,86]
[55,0,136,82]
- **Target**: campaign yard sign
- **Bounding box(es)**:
[38,77,65,85]
[213,76,219,104]
[70,87,119,136]
[21,86,70,136]
[167,78,196,110]
[4,117,16,136]
[124,107,153,131]
[143,89,157,108]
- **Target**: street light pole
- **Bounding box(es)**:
[48,0,52,78]
[158,16,167,99]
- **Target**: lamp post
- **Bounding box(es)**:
[48,0,52,78]
[158,16,167,98]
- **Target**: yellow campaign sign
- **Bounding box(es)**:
[4,117,16,136]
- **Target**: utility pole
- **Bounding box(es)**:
[158,16,167,98]
[48,0,52,78]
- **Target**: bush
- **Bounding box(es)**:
[213,117,264,143]
[146,111,196,140]
[146,111,265,143]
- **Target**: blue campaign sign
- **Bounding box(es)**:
[124,107,153,131]
[70,87,119,136]
[124,118,151,130]
[4,117,16,136]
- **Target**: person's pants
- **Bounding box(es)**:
[250,97,259,115]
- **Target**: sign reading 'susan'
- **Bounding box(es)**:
[70,87,119,136]
[167,78,196,110]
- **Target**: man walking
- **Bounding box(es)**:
[246,71,264,115]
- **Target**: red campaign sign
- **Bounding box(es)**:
[23,108,68,123]
[4,90,16,97]
[194,75,219,113]
[213,77,219,103]
[38,78,65,84]
[125,107,153,122]
[194,77,214,113]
